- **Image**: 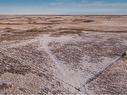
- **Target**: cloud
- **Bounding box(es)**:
[80,2,127,9]
[48,1,127,9]
[49,2,65,6]
[0,0,127,15]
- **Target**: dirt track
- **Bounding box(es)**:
[0,16,127,94]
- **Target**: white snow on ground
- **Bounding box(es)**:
[1,31,127,94]
[37,34,87,92]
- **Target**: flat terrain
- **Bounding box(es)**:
[0,16,127,94]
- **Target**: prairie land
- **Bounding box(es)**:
[0,15,127,94]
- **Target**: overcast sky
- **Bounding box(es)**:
[0,0,127,15]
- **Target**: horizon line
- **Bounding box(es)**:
[0,14,127,16]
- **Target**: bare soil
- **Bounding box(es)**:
[0,16,127,94]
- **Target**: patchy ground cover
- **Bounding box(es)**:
[0,16,127,94]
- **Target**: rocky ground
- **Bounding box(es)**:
[0,16,127,94]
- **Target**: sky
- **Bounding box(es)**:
[0,0,127,15]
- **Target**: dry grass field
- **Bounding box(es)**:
[0,15,127,94]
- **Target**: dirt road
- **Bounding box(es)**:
[0,16,127,94]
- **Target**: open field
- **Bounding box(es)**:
[0,16,127,94]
